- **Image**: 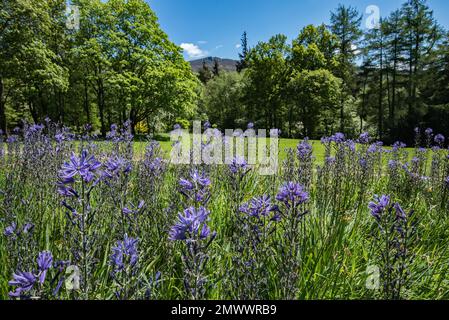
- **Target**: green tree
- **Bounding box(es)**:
[202,72,245,129]
[400,0,442,133]
[236,31,249,73]
[289,69,341,137]
[330,4,363,132]
[212,58,220,77]
[288,25,341,137]
[0,0,66,132]
[198,60,213,84]
[244,34,290,130]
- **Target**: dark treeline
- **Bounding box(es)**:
[1,0,449,143]
[202,0,449,143]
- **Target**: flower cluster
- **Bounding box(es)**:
[110,235,139,273]
[169,206,214,241]
[239,195,279,220]
[297,140,313,159]
[228,157,249,176]
[102,155,132,179]
[179,170,212,205]
[368,195,391,221]
[9,251,55,298]
[276,182,309,208]
[58,150,101,184]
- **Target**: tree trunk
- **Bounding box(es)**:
[84,79,90,123]
[378,34,384,140]
[97,81,106,138]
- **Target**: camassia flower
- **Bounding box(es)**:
[276,182,309,208]
[179,170,211,205]
[297,140,313,159]
[228,157,249,175]
[59,150,101,183]
[169,207,214,241]
[37,251,53,284]
[434,134,445,145]
[239,195,279,220]
[9,250,54,297]
[110,234,139,273]
[102,155,132,179]
[4,222,17,238]
[9,271,37,297]
[358,132,371,144]
[368,195,391,221]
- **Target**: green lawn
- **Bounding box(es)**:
[135,135,326,162]
[137,135,414,165]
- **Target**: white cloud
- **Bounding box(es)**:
[215,45,223,50]
[197,40,208,44]
[180,43,207,59]
[235,44,242,49]
[351,43,361,55]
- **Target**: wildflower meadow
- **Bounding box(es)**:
[1,121,448,300]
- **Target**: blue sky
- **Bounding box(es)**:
[149,0,449,61]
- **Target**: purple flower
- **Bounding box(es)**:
[179,170,211,204]
[359,158,367,168]
[22,223,34,234]
[445,176,449,189]
[102,156,132,179]
[37,251,53,284]
[203,121,211,130]
[347,140,356,152]
[321,136,330,144]
[122,200,145,216]
[388,160,398,169]
[330,132,345,143]
[358,132,370,144]
[8,271,36,297]
[392,141,406,151]
[368,195,390,221]
[111,234,139,272]
[6,136,18,143]
[4,222,17,238]
[239,195,277,219]
[173,124,181,130]
[54,133,65,143]
[394,203,407,221]
[325,156,336,165]
[297,140,312,159]
[59,150,101,183]
[425,128,433,136]
[229,157,249,175]
[434,134,445,145]
[247,122,254,129]
[56,183,79,198]
[169,206,213,241]
[276,182,309,208]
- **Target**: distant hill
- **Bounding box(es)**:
[189,57,238,73]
